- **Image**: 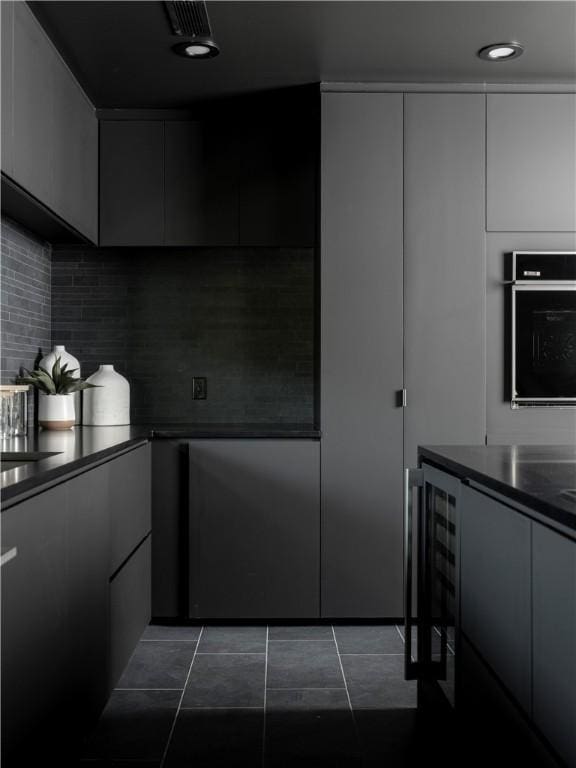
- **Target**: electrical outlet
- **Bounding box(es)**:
[192,377,207,400]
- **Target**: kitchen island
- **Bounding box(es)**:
[416,445,575,768]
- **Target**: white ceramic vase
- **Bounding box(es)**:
[38,393,75,430]
[82,365,130,426]
[40,345,82,425]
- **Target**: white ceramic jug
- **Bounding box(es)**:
[82,365,130,426]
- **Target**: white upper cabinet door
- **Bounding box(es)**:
[487,93,576,232]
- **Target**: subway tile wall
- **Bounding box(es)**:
[0,216,52,383]
[52,247,315,424]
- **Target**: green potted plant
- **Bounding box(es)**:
[17,357,97,430]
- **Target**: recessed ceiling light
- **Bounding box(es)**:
[478,42,524,62]
[172,37,220,59]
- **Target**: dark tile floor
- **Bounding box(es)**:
[78,624,441,767]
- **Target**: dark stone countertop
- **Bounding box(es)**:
[419,445,576,533]
[1,424,320,506]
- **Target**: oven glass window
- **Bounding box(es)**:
[515,289,576,399]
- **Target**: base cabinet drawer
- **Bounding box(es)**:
[110,535,152,689]
[109,443,152,574]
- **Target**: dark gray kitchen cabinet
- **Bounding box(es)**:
[1,464,110,763]
[1,0,14,177]
[460,485,532,713]
[65,465,111,727]
[187,439,320,619]
[1,484,69,762]
[151,439,184,618]
[238,119,317,246]
[6,1,98,242]
[403,93,485,468]
[321,92,404,617]
[1,444,152,765]
[100,121,165,246]
[108,443,152,575]
[487,93,576,232]
[52,53,98,243]
[164,121,239,245]
[110,536,152,688]
[532,523,576,767]
[108,444,152,687]
[12,1,55,209]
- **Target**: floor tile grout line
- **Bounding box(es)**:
[332,626,356,716]
[396,622,416,663]
[266,687,347,691]
[339,652,405,656]
[159,624,204,768]
[267,638,336,642]
[141,639,200,643]
[262,625,269,767]
[180,705,265,710]
[195,651,266,655]
[332,625,364,758]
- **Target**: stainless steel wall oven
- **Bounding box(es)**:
[511,251,576,408]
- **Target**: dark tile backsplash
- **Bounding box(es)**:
[52,247,315,424]
[1,216,52,382]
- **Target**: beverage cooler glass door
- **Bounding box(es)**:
[512,285,576,405]
[404,464,461,708]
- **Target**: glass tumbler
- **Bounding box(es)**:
[0,385,29,438]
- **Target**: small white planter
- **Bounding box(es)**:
[40,345,82,425]
[82,365,130,426]
[38,393,75,430]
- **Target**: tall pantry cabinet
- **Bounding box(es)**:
[321,90,486,617]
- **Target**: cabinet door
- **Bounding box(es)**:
[487,94,576,231]
[52,54,98,242]
[239,119,316,246]
[404,94,486,468]
[1,484,69,761]
[66,465,110,727]
[532,523,576,767]
[460,485,531,712]
[110,536,152,688]
[321,92,403,617]
[12,1,57,208]
[151,439,184,619]
[188,440,320,619]
[100,121,164,246]
[165,121,239,245]
[1,0,14,177]
[109,444,152,575]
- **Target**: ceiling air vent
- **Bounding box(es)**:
[165,0,211,37]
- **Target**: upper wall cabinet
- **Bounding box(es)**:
[100,122,165,247]
[487,94,576,232]
[99,116,317,248]
[239,119,317,247]
[1,1,14,178]
[164,121,239,246]
[2,3,98,243]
